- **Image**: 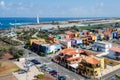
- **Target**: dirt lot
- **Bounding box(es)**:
[0,53,14,61]
[43,74,54,80]
[105,58,120,66]
[0,75,17,80]
[0,61,19,76]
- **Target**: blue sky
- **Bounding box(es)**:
[0,0,120,17]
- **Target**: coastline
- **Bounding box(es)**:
[1,18,120,32]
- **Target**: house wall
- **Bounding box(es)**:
[108,50,116,59]
[92,42,112,52]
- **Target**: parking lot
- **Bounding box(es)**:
[13,61,42,80]
[16,45,89,80]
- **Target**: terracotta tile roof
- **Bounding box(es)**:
[67,56,82,61]
[84,57,99,65]
[79,50,85,53]
[104,31,111,35]
[110,47,120,53]
[60,48,78,55]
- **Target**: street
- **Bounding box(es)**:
[16,45,120,80]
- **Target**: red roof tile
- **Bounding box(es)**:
[110,47,120,53]
[60,48,78,55]
[67,56,82,61]
[84,57,99,64]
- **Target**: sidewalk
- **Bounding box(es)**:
[13,61,43,80]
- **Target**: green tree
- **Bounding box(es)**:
[9,47,24,58]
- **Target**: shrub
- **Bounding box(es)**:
[37,73,45,79]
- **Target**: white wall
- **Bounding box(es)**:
[67,41,71,48]
[50,45,56,53]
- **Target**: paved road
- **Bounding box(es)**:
[15,45,120,80]
[102,68,120,80]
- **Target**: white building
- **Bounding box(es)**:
[108,47,120,60]
[92,41,112,53]
[5,32,17,37]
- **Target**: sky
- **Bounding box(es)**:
[0,0,120,17]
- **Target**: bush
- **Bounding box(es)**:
[37,73,45,79]
[9,47,25,59]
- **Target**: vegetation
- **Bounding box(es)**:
[17,29,37,43]
[9,47,25,59]
[0,40,11,57]
[79,24,111,30]
[37,73,45,79]
[0,36,21,46]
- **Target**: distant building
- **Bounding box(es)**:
[5,32,17,37]
[60,39,71,48]
[92,41,112,53]
[108,47,120,60]
[31,41,61,54]
[29,39,45,45]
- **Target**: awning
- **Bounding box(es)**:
[69,63,78,69]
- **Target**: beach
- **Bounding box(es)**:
[13,19,120,31]
[1,18,120,32]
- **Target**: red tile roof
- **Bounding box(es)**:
[110,47,120,53]
[60,48,78,55]
[84,57,99,65]
[67,56,82,61]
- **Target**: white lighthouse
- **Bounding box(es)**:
[37,15,40,24]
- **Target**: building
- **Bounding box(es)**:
[5,32,17,37]
[78,56,104,78]
[60,39,71,48]
[54,48,82,69]
[31,41,61,54]
[71,38,82,46]
[53,48,105,78]
[65,31,75,38]
[29,39,45,45]
[92,41,112,53]
[108,47,120,60]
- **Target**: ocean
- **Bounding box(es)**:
[0,17,106,29]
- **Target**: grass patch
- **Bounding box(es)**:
[104,58,120,66]
[0,61,19,76]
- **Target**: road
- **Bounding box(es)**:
[102,68,120,80]
[16,45,120,80]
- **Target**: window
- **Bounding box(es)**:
[94,71,97,73]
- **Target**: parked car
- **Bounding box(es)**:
[49,70,57,76]
[30,59,41,64]
[45,67,53,72]
[51,72,57,76]
[17,69,27,74]
[49,70,57,73]
[42,66,49,70]
[56,75,66,80]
